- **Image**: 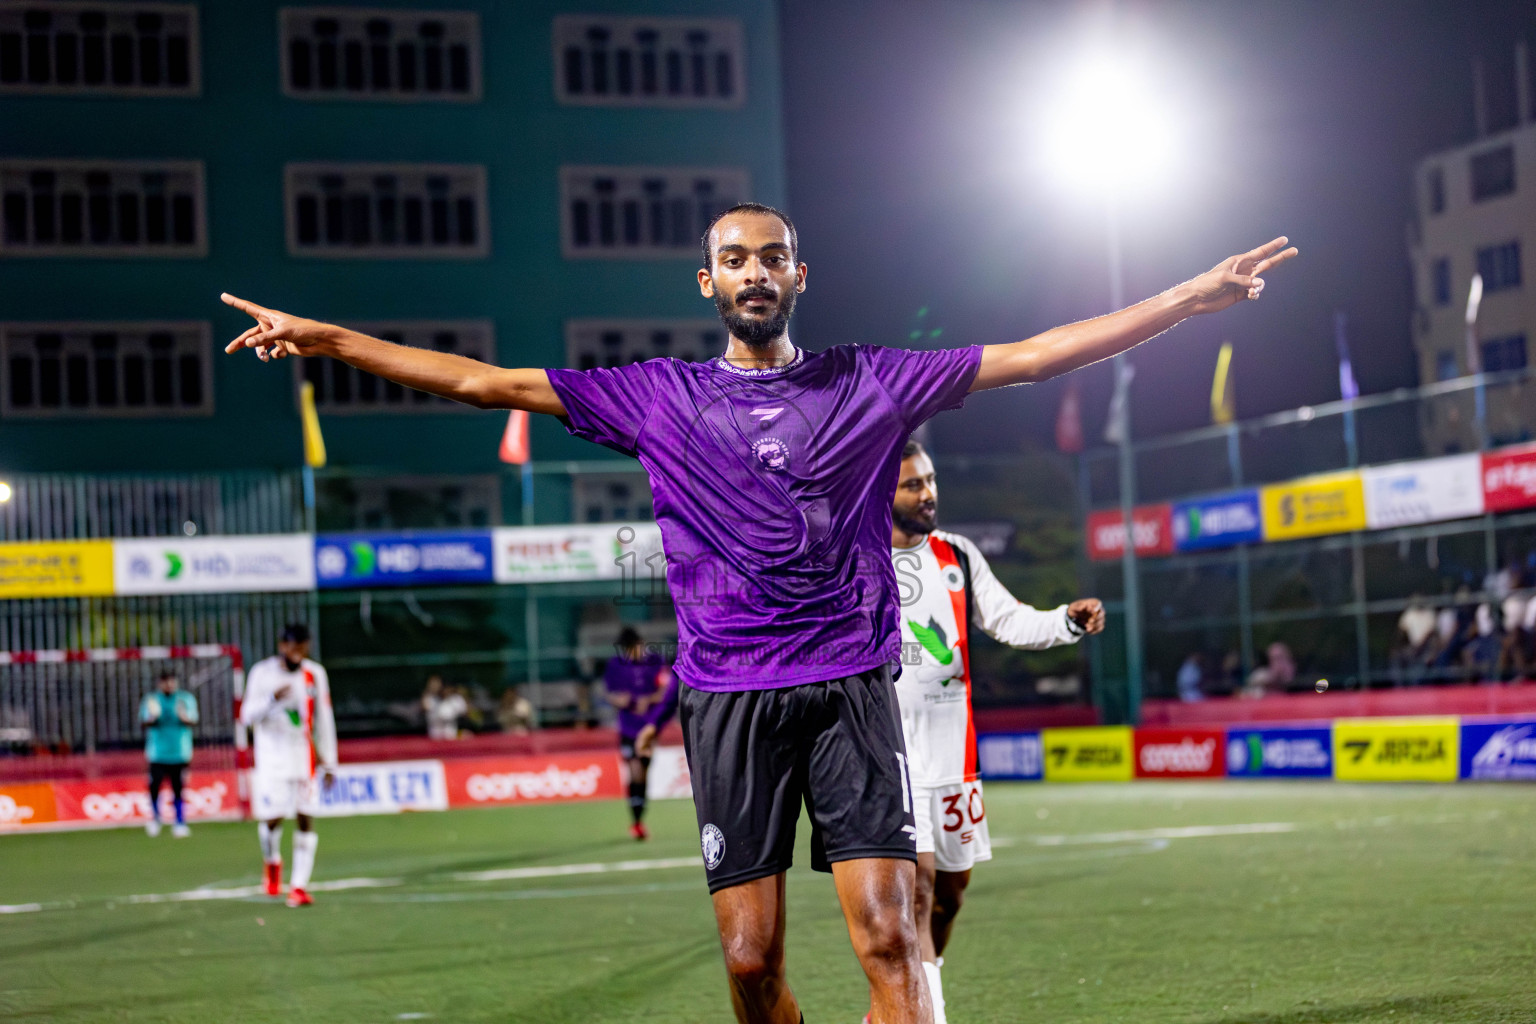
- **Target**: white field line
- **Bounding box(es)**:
[1029,822,1298,846]
[448,856,700,883]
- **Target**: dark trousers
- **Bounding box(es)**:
[148,762,187,823]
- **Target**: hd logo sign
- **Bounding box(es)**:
[1041,727,1133,782]
[1333,717,1459,782]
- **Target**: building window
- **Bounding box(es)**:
[553,15,743,108]
[0,2,199,96]
[1481,334,1528,373]
[280,8,479,102]
[559,166,749,259]
[284,163,488,258]
[565,319,723,369]
[1435,351,1458,382]
[294,320,491,412]
[1,160,206,257]
[1432,258,1450,306]
[1470,145,1515,202]
[1,321,211,418]
[1426,166,1444,215]
[1476,241,1522,292]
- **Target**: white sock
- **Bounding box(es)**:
[258,822,283,865]
[290,830,318,889]
[923,960,947,1024]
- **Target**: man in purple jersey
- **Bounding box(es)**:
[603,626,674,840]
[221,205,1295,1024]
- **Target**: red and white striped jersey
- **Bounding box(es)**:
[892,530,1081,786]
[239,656,337,780]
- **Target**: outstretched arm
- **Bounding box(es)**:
[220,294,566,415]
[970,237,1298,391]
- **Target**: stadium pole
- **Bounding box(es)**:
[1107,199,1144,725]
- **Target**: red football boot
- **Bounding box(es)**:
[286,886,313,908]
[629,822,649,841]
[264,862,283,897]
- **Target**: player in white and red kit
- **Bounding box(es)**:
[890,440,1104,1023]
[238,623,337,908]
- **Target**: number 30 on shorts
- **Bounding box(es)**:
[941,785,986,833]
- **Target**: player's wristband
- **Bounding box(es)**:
[1064,608,1086,637]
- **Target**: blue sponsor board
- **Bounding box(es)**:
[1460,718,1536,780]
[977,732,1043,781]
[315,531,494,588]
[1171,490,1263,552]
[1225,726,1333,777]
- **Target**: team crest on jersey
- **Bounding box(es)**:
[941,564,965,592]
[701,823,726,869]
[751,437,789,472]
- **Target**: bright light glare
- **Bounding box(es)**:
[1039,54,1183,197]
[0,482,11,503]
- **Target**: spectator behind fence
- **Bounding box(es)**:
[422,676,469,740]
[497,687,534,734]
[1392,595,1437,685]
[1241,642,1296,698]
[1497,581,1531,681]
[1464,600,1501,682]
[1176,653,1205,702]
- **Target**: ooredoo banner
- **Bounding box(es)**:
[1225,726,1333,777]
[1133,728,1225,778]
[1085,506,1174,562]
[49,770,242,826]
[1362,454,1484,529]
[1481,444,1536,513]
[114,535,315,595]
[977,732,1044,781]
[443,752,624,807]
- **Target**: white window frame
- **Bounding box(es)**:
[558,165,750,260]
[0,159,207,258]
[0,1,201,97]
[278,7,481,103]
[552,14,744,108]
[291,318,493,413]
[1,320,213,419]
[284,162,490,259]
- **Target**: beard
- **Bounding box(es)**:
[893,501,937,536]
[715,284,797,347]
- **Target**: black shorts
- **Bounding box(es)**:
[680,665,916,894]
[148,762,186,793]
[618,735,651,762]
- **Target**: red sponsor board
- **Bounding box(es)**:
[49,770,241,826]
[1482,444,1536,513]
[1086,505,1174,561]
[0,782,59,828]
[1133,728,1226,778]
[443,752,624,808]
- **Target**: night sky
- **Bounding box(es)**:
[780,0,1536,451]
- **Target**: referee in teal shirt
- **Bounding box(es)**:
[140,672,199,837]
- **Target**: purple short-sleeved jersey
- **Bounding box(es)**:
[548,344,982,692]
[605,653,668,738]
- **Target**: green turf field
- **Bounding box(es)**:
[2,782,1533,1023]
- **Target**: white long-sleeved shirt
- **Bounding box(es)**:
[239,656,338,780]
[892,529,1082,785]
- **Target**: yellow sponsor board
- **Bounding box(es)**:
[1333,717,1460,782]
[1041,726,1134,782]
[0,540,114,598]
[1260,471,1367,541]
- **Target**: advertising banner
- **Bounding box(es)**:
[977,732,1044,781]
[1362,454,1484,529]
[492,522,664,584]
[0,540,114,599]
[0,782,58,828]
[1261,471,1367,541]
[1171,491,1262,552]
[645,745,694,800]
[49,770,241,826]
[443,751,624,807]
[1085,505,1174,562]
[1041,726,1134,782]
[1333,717,1459,782]
[311,760,449,817]
[1133,728,1225,778]
[1459,718,1536,780]
[114,535,314,595]
[1481,443,1536,513]
[1225,726,1333,777]
[315,532,494,589]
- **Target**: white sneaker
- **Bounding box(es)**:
[171,824,191,838]
[145,820,162,837]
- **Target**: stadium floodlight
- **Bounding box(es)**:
[0,481,10,503]
[1037,50,1184,200]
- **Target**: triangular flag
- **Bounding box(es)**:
[1334,311,1359,401]
[1104,360,1135,445]
[499,408,530,464]
[1465,273,1484,374]
[1210,342,1235,425]
[299,380,327,468]
[1055,380,1084,453]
